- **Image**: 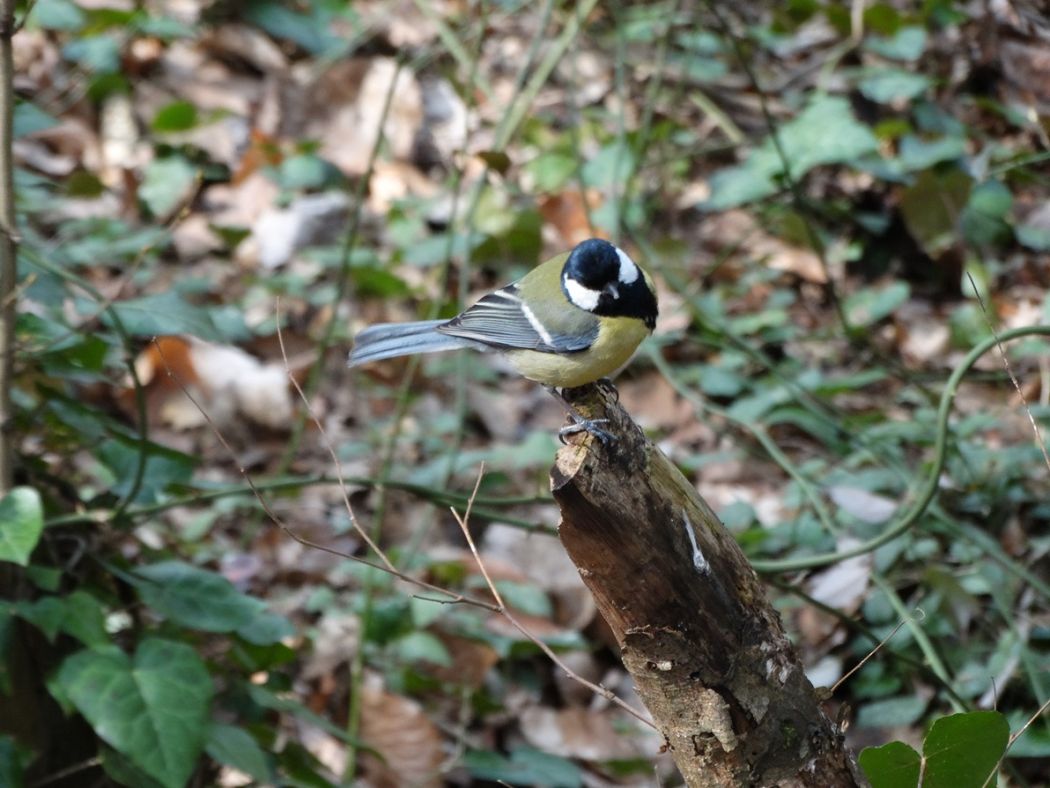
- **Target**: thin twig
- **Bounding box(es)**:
[149,338,493,613]
[278,53,407,473]
[152,335,658,755]
[276,299,396,574]
[966,271,1050,475]
[979,694,1050,788]
[830,616,911,694]
[450,473,657,731]
[28,755,103,788]
[449,464,504,608]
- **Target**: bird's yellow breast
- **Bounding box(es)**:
[503,316,651,388]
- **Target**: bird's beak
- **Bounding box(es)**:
[604,283,620,300]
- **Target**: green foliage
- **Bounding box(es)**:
[151,101,199,133]
[704,96,878,209]
[55,639,213,788]
[859,741,922,788]
[205,723,275,783]
[860,711,1010,788]
[104,292,226,341]
[5,1,1050,785]
[464,746,583,786]
[0,487,43,567]
[129,560,284,636]
[139,157,198,218]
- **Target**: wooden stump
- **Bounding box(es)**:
[551,384,862,787]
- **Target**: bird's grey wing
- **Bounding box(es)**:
[438,284,597,353]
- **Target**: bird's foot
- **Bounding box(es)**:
[558,415,614,445]
[546,385,617,445]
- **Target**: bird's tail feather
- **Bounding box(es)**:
[348,320,483,367]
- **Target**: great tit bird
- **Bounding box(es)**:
[348,238,658,437]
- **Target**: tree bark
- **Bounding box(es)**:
[551,383,862,787]
[0,0,17,493]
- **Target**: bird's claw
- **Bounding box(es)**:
[558,416,614,446]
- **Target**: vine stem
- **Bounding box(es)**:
[752,325,1050,573]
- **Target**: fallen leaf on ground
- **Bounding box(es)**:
[359,674,444,788]
[128,336,298,430]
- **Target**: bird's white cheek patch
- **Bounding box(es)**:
[615,247,639,284]
[563,275,602,311]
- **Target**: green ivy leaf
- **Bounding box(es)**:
[898,135,967,172]
[152,100,199,133]
[32,0,86,31]
[236,608,295,646]
[1016,221,1050,252]
[394,631,452,667]
[104,291,224,341]
[705,96,878,209]
[844,282,910,327]
[130,561,264,633]
[17,590,108,647]
[0,487,44,567]
[858,740,921,788]
[205,723,273,782]
[859,69,931,104]
[275,153,338,190]
[98,437,197,504]
[245,2,342,54]
[961,180,1013,247]
[866,26,927,60]
[465,746,582,787]
[855,694,927,728]
[582,142,637,189]
[139,156,198,218]
[14,101,58,138]
[524,151,576,192]
[922,711,1008,788]
[55,639,213,788]
[62,34,121,73]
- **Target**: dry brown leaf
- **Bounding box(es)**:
[159,39,261,116]
[206,170,280,229]
[519,706,644,761]
[805,543,872,613]
[127,336,297,430]
[426,633,500,688]
[539,190,604,247]
[359,675,444,788]
[200,24,288,73]
[1000,38,1050,112]
[368,160,438,215]
[303,613,362,682]
[702,209,827,283]
[171,213,224,259]
[231,129,284,185]
[307,58,424,176]
[617,372,693,431]
[247,191,350,270]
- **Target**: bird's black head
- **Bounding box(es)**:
[561,238,658,329]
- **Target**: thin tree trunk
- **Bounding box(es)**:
[551,384,862,787]
[0,0,17,494]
